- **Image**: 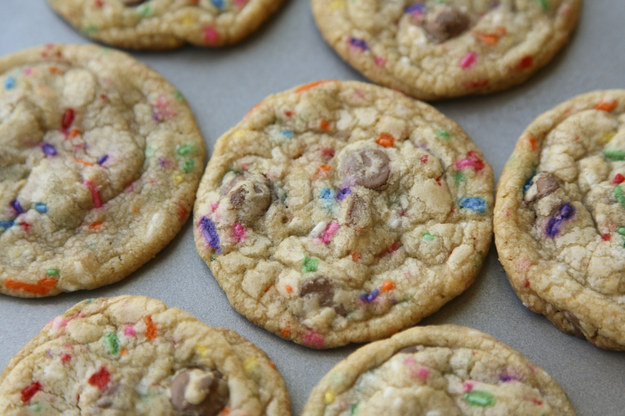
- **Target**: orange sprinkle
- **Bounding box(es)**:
[315,164,332,178]
[319,119,331,131]
[69,129,81,138]
[295,80,331,93]
[528,136,538,151]
[88,221,103,231]
[473,31,499,45]
[176,203,188,222]
[496,26,507,35]
[144,315,158,340]
[285,284,293,294]
[376,133,395,147]
[4,277,57,296]
[351,252,360,262]
[73,157,94,166]
[381,280,395,292]
[120,347,129,356]
[49,66,61,74]
[269,362,276,369]
[280,328,291,338]
[132,207,139,213]
[220,407,232,415]
[595,100,618,112]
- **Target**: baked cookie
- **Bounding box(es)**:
[311,0,581,101]
[0,44,205,297]
[194,80,494,348]
[494,90,625,350]
[0,295,291,415]
[302,325,575,416]
[48,0,284,49]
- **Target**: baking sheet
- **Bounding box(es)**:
[1,1,624,414]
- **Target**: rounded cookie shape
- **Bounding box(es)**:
[311,0,581,100]
[0,44,205,297]
[494,90,625,350]
[302,325,575,416]
[0,295,291,415]
[193,80,494,348]
[48,0,285,49]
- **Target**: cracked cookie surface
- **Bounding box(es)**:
[494,90,625,350]
[0,295,291,415]
[48,0,284,49]
[302,325,575,416]
[193,80,493,348]
[0,44,204,297]
[311,0,581,100]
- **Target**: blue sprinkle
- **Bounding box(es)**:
[199,216,221,253]
[211,0,225,9]
[360,288,380,303]
[97,154,109,165]
[523,175,534,194]
[459,197,487,214]
[405,3,426,13]
[320,188,334,200]
[281,130,293,139]
[349,37,369,51]
[336,188,352,201]
[42,143,57,156]
[34,202,48,213]
[545,203,575,238]
[10,199,24,215]
[0,220,14,230]
[5,76,15,90]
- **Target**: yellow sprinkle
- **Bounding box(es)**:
[234,130,246,139]
[330,0,344,10]
[600,131,616,144]
[173,172,184,184]
[324,391,335,404]
[183,16,194,26]
[196,345,209,358]
[244,356,258,373]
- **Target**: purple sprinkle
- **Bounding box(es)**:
[336,188,352,201]
[41,143,57,156]
[10,199,24,215]
[405,3,425,14]
[545,203,575,238]
[349,37,369,51]
[199,216,221,253]
[360,288,380,303]
[97,154,109,165]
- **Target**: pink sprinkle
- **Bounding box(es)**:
[416,367,430,379]
[320,221,340,244]
[24,68,33,75]
[52,316,69,329]
[302,330,324,348]
[233,222,247,242]
[83,180,102,208]
[404,357,416,366]
[463,381,475,393]
[460,51,477,69]
[455,151,485,172]
[374,56,387,67]
[234,0,248,6]
[210,203,219,212]
[123,325,136,337]
[204,27,219,45]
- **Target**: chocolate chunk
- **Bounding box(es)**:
[397,345,419,354]
[121,0,146,5]
[346,194,370,229]
[563,311,585,338]
[535,174,560,199]
[340,149,390,190]
[300,276,334,307]
[424,8,471,42]
[222,174,272,225]
[170,369,228,416]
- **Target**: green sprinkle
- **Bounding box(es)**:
[176,144,195,156]
[454,171,466,183]
[604,149,625,161]
[139,5,151,17]
[303,256,319,273]
[463,390,496,407]
[146,146,155,158]
[183,159,195,173]
[46,268,59,277]
[174,91,185,102]
[422,232,435,241]
[29,404,43,412]
[104,332,120,356]
[350,403,359,416]
[436,129,450,139]
[82,25,98,34]
[618,226,625,236]
[615,186,625,208]
[535,0,549,10]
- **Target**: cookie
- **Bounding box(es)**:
[0,44,205,297]
[494,90,625,350]
[311,0,581,101]
[193,80,494,348]
[48,0,284,49]
[302,324,575,416]
[0,295,291,415]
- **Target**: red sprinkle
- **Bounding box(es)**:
[321,148,335,157]
[517,55,533,70]
[21,381,42,402]
[613,173,625,184]
[528,136,538,151]
[61,108,75,130]
[284,110,293,117]
[83,181,102,208]
[61,353,72,364]
[88,367,110,390]
[420,155,429,164]
[602,233,612,241]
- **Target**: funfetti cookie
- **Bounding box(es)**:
[494,90,625,351]
[311,0,581,101]
[302,325,575,416]
[193,80,494,348]
[0,295,291,415]
[48,0,285,49]
[0,44,205,297]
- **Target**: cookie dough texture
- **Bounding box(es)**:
[0,295,291,415]
[48,0,284,49]
[302,325,575,416]
[311,0,581,100]
[194,80,494,348]
[0,44,205,297]
[494,90,625,350]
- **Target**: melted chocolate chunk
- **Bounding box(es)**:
[340,149,390,190]
[424,8,471,43]
[170,369,228,416]
[121,0,147,5]
[222,174,272,225]
[346,194,370,229]
[300,277,334,307]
